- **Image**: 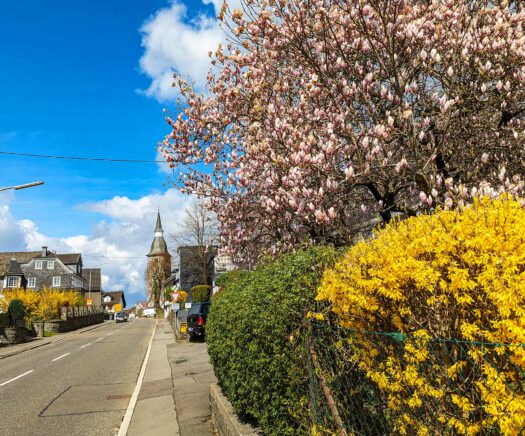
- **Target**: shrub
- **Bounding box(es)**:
[1,289,83,320]
[212,271,249,302]
[190,285,211,303]
[8,299,26,326]
[206,246,340,435]
[177,290,188,303]
[317,197,525,434]
[214,270,249,290]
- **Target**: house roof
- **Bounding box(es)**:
[102,291,127,308]
[5,258,23,276]
[163,272,179,287]
[56,253,81,264]
[82,268,101,291]
[0,251,40,275]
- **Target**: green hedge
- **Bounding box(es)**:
[206,246,340,435]
[214,270,249,289]
[190,285,211,302]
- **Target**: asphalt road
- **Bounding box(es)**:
[0,318,156,436]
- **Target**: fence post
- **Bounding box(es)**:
[307,323,348,436]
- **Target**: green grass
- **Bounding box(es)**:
[43,331,59,337]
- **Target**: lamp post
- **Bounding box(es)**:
[0,181,44,192]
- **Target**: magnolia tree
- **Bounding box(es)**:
[160,0,525,263]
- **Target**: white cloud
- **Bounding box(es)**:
[0,189,193,305]
[139,0,224,101]
[0,205,27,250]
[156,149,173,175]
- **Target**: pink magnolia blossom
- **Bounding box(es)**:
[160,0,525,263]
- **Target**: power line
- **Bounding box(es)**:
[0,151,166,163]
[83,254,146,259]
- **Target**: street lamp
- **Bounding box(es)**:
[0,181,44,192]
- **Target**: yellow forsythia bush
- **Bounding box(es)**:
[317,197,525,435]
[0,288,83,320]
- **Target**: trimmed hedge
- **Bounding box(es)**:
[206,246,340,435]
[190,285,211,302]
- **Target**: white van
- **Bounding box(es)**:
[143,308,156,318]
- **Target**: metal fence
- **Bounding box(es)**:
[304,321,525,435]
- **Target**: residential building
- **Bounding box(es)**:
[213,253,236,293]
[177,245,217,299]
[0,247,86,292]
[102,291,126,315]
[82,268,102,307]
[0,251,39,290]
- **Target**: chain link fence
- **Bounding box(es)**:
[303,320,525,435]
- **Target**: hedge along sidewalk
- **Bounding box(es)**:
[0,320,111,360]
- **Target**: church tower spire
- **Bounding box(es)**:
[147,209,169,257]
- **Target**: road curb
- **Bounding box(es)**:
[0,321,111,360]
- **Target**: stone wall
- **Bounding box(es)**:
[43,306,104,333]
[210,383,262,436]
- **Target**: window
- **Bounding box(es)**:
[103,296,111,303]
[35,261,43,269]
[27,278,36,288]
[52,276,61,287]
[47,261,55,270]
[7,276,19,287]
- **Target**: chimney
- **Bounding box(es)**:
[42,246,47,257]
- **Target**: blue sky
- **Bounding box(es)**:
[0,0,227,303]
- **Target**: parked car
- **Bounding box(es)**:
[143,308,156,318]
[187,302,211,340]
[115,311,127,323]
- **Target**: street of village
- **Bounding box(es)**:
[0,320,153,435]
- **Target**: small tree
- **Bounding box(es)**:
[8,299,26,327]
[172,199,220,286]
[146,255,171,308]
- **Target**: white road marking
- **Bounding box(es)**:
[80,343,92,349]
[107,332,113,336]
[0,370,34,386]
[51,353,70,362]
[117,320,157,436]
[96,337,104,342]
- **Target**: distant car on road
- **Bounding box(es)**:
[128,313,136,320]
[143,308,156,318]
[187,302,211,340]
[115,311,127,323]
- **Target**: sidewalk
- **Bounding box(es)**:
[127,318,217,436]
[168,337,217,435]
[0,320,110,360]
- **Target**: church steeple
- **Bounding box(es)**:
[147,209,169,257]
[154,209,163,238]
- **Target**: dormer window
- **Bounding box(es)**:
[35,261,43,269]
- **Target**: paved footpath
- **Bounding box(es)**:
[127,318,217,436]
